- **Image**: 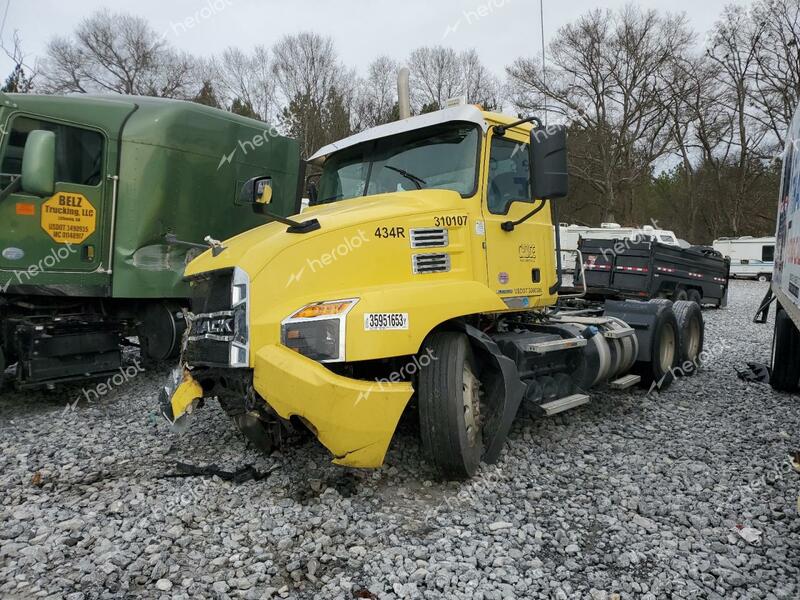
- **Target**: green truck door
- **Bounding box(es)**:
[0,109,132,275]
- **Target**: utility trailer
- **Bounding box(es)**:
[0,93,302,389]
[161,102,706,479]
[559,222,680,272]
[575,237,730,308]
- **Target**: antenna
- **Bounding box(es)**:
[540,0,548,125]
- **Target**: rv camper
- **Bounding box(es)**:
[712,237,775,282]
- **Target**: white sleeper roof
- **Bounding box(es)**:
[307,105,489,165]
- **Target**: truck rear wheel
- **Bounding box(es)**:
[771,307,800,392]
[0,346,6,391]
[418,331,483,479]
[672,288,689,302]
[673,300,703,371]
[687,289,702,306]
[635,302,679,390]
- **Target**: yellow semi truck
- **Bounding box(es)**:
[160,103,704,479]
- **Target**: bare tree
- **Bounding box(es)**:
[40,9,195,98]
[460,49,501,110]
[1,31,36,92]
[507,7,693,223]
[750,0,800,149]
[408,46,463,111]
[354,55,400,128]
[408,46,499,112]
[272,32,348,109]
[272,32,355,157]
[205,46,275,121]
[703,4,775,234]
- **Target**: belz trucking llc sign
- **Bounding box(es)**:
[40,192,96,244]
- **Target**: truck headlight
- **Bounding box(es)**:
[229,267,250,367]
[281,299,358,363]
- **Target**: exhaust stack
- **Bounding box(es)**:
[397,67,411,120]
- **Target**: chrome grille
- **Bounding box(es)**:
[412,253,451,274]
[410,228,449,248]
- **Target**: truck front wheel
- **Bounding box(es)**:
[771,307,800,392]
[418,331,484,479]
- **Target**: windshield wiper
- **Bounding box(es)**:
[384,165,426,189]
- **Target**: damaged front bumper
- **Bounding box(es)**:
[253,344,413,468]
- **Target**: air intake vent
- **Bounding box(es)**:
[413,253,451,274]
[410,228,449,248]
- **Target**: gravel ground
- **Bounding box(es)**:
[1,281,799,600]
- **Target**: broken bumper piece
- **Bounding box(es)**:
[253,344,413,468]
[160,367,204,430]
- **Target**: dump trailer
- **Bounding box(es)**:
[756,103,800,392]
[0,93,302,389]
[162,103,705,479]
[576,237,730,307]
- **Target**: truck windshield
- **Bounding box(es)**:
[317,123,480,204]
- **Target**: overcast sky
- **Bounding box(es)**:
[1,0,739,82]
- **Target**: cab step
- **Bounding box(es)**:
[609,374,641,390]
[540,394,591,416]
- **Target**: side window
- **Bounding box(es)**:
[0,116,104,187]
[487,136,531,215]
[762,245,775,262]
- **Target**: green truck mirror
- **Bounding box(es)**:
[21,130,56,197]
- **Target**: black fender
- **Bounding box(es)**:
[603,299,671,363]
[452,322,526,464]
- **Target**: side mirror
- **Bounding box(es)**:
[21,130,56,197]
[529,125,568,200]
[240,176,273,213]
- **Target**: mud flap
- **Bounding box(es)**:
[459,323,525,464]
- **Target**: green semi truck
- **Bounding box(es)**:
[0,92,302,389]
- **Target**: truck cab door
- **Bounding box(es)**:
[480,131,557,309]
[0,114,117,275]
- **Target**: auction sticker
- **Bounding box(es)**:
[40,192,96,244]
[364,313,409,331]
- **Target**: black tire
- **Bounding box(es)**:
[418,331,483,479]
[553,373,575,398]
[687,289,703,306]
[672,300,704,372]
[771,307,800,392]
[0,346,6,393]
[139,302,186,363]
[635,301,680,390]
[758,274,770,283]
[672,288,689,302]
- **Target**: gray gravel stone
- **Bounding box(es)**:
[0,281,798,599]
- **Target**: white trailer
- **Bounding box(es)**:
[758,102,800,392]
[712,237,775,282]
[559,223,680,271]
